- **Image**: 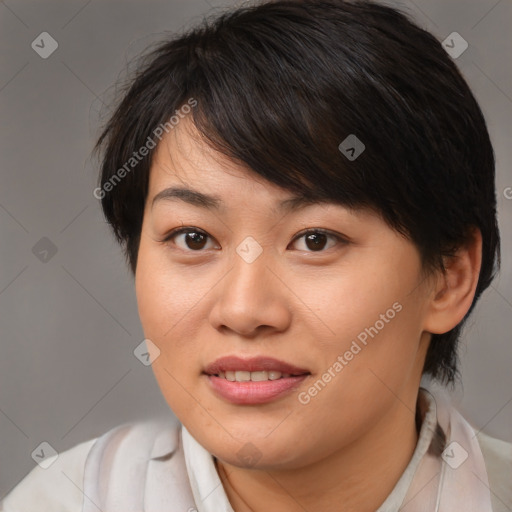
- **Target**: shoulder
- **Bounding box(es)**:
[1,436,97,512]
[1,419,181,512]
[476,430,512,512]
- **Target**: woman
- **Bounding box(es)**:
[2,1,510,511]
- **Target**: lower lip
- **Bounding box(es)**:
[205,374,309,405]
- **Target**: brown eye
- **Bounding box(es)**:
[290,229,346,252]
[304,232,328,251]
[163,227,216,251]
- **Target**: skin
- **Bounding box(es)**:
[135,115,482,512]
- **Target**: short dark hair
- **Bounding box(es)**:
[94,0,500,384]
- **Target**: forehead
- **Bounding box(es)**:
[149,117,322,209]
[147,115,378,225]
[151,116,244,181]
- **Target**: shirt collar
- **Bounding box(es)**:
[177,388,440,512]
[376,387,440,511]
[149,419,180,459]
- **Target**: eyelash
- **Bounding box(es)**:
[161,226,348,253]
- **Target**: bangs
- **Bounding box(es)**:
[96,0,499,383]
[171,3,438,240]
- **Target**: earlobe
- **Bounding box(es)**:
[423,228,483,335]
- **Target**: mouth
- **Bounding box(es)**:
[211,370,306,382]
[203,355,310,379]
[203,355,311,405]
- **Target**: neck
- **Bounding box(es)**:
[216,392,421,512]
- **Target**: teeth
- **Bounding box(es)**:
[250,371,269,382]
[216,370,295,382]
[235,371,251,382]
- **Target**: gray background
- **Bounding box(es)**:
[1,0,511,499]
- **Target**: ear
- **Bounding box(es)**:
[423,227,483,335]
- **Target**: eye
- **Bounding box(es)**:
[161,226,348,253]
[162,227,218,251]
[288,229,347,252]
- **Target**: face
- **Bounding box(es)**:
[135,116,434,470]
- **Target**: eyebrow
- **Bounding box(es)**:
[151,186,322,214]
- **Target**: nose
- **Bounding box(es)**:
[208,246,292,338]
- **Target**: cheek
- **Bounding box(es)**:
[135,241,200,341]
[135,246,189,387]
[135,247,205,417]
[295,297,423,451]
[304,257,425,390]
[299,259,414,345]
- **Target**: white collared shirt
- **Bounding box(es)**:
[2,390,511,511]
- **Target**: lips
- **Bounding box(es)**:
[203,355,310,376]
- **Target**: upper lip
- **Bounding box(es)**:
[204,356,310,376]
